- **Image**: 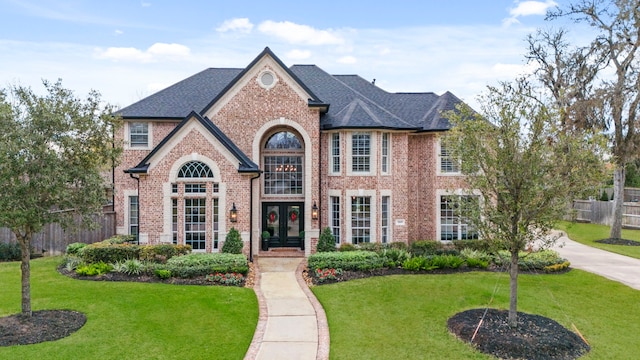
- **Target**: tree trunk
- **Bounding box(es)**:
[17,233,32,317]
[508,250,519,328]
[610,165,625,240]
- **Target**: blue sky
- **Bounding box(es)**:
[0,0,590,110]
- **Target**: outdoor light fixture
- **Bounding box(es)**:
[311,202,319,220]
[230,203,238,223]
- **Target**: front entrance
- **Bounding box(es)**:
[262,202,304,249]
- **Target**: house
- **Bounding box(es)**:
[114,47,473,257]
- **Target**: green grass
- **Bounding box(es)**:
[556,221,640,259]
[313,271,640,359]
[0,257,258,360]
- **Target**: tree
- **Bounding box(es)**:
[546,0,640,239]
[0,80,121,316]
[445,80,605,327]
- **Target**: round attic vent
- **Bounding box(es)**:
[258,70,277,89]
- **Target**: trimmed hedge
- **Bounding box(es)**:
[308,251,384,271]
[493,250,567,271]
[65,242,87,255]
[409,240,444,256]
[139,244,191,263]
[81,242,140,264]
[453,239,492,252]
[159,253,249,278]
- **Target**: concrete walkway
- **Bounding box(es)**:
[551,230,640,290]
[244,257,329,360]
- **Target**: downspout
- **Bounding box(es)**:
[129,173,140,245]
[249,171,262,262]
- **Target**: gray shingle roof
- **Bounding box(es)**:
[116,47,465,131]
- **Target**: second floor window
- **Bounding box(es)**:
[352,132,371,172]
[130,122,149,147]
[440,136,459,174]
[331,133,340,173]
[381,133,389,174]
[264,131,304,195]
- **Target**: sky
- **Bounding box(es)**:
[0,0,594,111]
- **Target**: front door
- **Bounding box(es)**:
[262,202,304,248]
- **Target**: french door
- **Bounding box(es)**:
[262,202,304,248]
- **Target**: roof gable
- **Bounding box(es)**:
[201,47,326,118]
[125,111,258,174]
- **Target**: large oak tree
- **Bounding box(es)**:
[0,80,121,316]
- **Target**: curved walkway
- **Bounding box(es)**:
[244,257,329,360]
[551,230,640,290]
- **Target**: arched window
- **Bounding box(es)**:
[265,132,302,149]
[178,161,214,178]
[263,131,303,195]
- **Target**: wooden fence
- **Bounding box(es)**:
[0,205,115,255]
[573,200,640,228]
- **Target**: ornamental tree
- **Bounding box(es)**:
[0,80,122,316]
[445,80,606,327]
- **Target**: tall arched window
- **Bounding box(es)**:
[263,131,303,195]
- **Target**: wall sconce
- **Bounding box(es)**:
[311,202,319,220]
[230,203,238,223]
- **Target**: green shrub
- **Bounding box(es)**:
[402,257,426,271]
[0,243,21,261]
[430,254,465,269]
[139,244,191,263]
[357,242,383,252]
[388,242,408,251]
[493,250,567,271]
[410,240,443,256]
[317,227,337,252]
[65,242,87,255]
[154,268,172,279]
[308,251,384,271]
[60,255,84,271]
[222,228,243,254]
[465,257,489,269]
[76,261,113,276]
[161,253,249,278]
[380,248,411,268]
[453,239,492,252]
[81,242,140,264]
[460,248,492,263]
[338,243,356,252]
[102,235,136,244]
[113,259,144,275]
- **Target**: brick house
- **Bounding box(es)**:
[114,47,472,258]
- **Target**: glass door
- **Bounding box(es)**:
[262,202,304,248]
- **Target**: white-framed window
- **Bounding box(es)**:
[351,196,371,244]
[184,198,206,250]
[439,195,479,241]
[263,131,304,195]
[331,133,341,174]
[129,195,139,240]
[439,136,460,174]
[212,198,219,251]
[381,196,390,243]
[172,198,178,244]
[331,196,341,244]
[351,132,371,173]
[129,122,149,148]
[381,133,390,174]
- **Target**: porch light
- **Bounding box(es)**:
[230,203,238,223]
[311,202,319,220]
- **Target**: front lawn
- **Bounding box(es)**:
[312,271,640,359]
[0,257,258,359]
[555,221,640,259]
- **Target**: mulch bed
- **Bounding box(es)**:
[595,238,640,246]
[448,309,590,360]
[0,310,86,347]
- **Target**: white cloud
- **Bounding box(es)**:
[114,29,124,35]
[337,56,357,65]
[141,1,152,7]
[286,49,312,60]
[503,1,557,26]
[257,20,344,45]
[216,18,253,33]
[95,43,190,63]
